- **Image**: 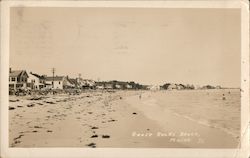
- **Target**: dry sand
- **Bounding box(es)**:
[9,89,240,148]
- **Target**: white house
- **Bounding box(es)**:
[115,84,122,89]
[148,85,160,91]
[125,84,133,89]
[96,85,104,89]
[45,76,73,89]
[27,73,45,90]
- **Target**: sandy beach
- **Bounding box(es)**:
[9,89,240,148]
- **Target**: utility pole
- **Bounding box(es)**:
[52,68,55,89]
[78,73,82,89]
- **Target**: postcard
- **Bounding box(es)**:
[0,0,249,158]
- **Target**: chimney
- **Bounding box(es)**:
[9,68,12,73]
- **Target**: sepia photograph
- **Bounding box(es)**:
[1,1,249,158]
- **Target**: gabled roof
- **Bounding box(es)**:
[68,78,78,85]
[9,70,28,77]
[45,76,64,81]
[30,73,46,79]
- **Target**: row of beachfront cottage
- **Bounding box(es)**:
[9,68,221,91]
[9,68,142,91]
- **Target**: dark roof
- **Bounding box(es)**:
[30,73,46,79]
[9,70,28,77]
[45,76,64,81]
[68,78,78,85]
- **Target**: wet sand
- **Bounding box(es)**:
[9,89,240,148]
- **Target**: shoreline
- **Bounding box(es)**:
[125,92,239,148]
[9,89,240,148]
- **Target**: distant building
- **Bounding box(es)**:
[9,68,29,91]
[202,85,215,90]
[67,78,79,89]
[115,84,122,89]
[176,84,185,90]
[193,85,201,90]
[167,84,178,90]
[161,83,171,90]
[77,78,96,89]
[95,82,105,89]
[104,83,113,89]
[45,76,64,89]
[45,76,73,89]
[125,84,133,89]
[96,85,105,89]
[147,85,160,90]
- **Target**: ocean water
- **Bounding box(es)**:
[151,89,241,138]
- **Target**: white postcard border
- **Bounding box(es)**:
[1,1,249,158]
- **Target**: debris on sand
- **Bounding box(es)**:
[34,126,42,128]
[47,130,53,133]
[88,112,93,114]
[9,99,19,102]
[13,134,24,140]
[17,105,23,108]
[87,143,96,148]
[45,101,56,104]
[102,135,110,138]
[14,140,21,144]
[108,119,116,122]
[91,134,98,138]
[9,107,15,110]
[30,97,42,100]
[32,130,38,133]
[27,104,35,107]
[132,112,137,115]
[91,126,99,129]
[37,103,43,105]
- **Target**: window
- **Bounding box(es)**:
[11,77,15,81]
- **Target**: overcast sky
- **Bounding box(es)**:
[10,7,240,87]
